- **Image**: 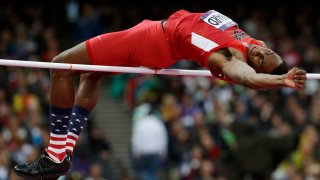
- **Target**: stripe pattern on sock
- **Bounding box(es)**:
[66,132,79,153]
[47,106,71,163]
[47,133,67,163]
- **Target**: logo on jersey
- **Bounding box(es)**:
[233,30,248,40]
[201,10,238,31]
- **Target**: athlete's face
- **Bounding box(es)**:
[247,45,282,73]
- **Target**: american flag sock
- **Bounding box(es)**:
[66,105,90,154]
[47,106,72,163]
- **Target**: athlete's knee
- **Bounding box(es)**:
[51,49,80,77]
[51,50,71,64]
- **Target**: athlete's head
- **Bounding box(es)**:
[247,44,288,75]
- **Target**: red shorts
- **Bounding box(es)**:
[86,20,174,69]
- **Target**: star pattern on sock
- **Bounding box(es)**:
[69,119,83,133]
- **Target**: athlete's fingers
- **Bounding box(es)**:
[291,68,304,73]
[294,83,304,89]
[294,78,305,82]
[294,77,307,81]
[295,70,306,76]
[299,70,306,74]
[294,74,307,80]
[294,79,306,85]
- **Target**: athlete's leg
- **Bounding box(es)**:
[44,42,93,163]
[14,42,103,178]
[13,19,164,178]
[49,43,117,159]
[66,71,108,153]
[50,42,90,108]
[75,72,109,110]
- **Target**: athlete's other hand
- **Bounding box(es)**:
[283,67,307,90]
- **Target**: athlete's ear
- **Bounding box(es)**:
[258,40,267,48]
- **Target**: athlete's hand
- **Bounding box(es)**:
[283,67,307,90]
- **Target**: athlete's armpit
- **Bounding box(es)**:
[215,48,232,60]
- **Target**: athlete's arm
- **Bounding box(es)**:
[207,52,306,89]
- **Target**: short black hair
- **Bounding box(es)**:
[270,61,288,75]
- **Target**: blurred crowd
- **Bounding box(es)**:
[1,0,320,180]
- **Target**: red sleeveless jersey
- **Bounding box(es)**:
[164,10,262,68]
[87,9,262,73]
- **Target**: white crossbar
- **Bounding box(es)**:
[0,59,319,79]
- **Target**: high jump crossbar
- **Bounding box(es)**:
[0,59,319,79]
